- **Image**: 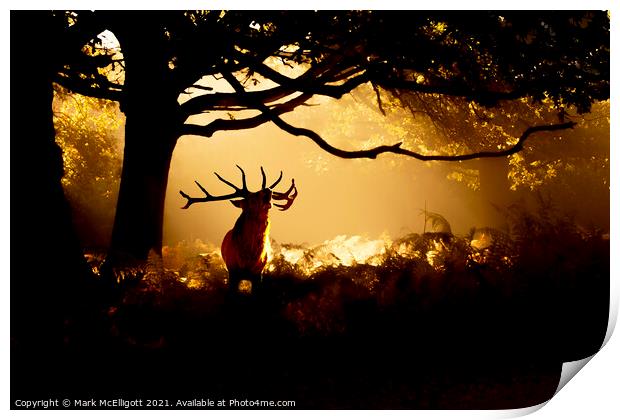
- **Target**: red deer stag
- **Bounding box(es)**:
[180,165,297,292]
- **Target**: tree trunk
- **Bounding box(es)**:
[10,12,93,350]
[475,157,513,228]
[108,116,178,262]
[107,21,181,264]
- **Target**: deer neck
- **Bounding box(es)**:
[232,210,270,243]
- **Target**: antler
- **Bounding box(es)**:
[272,179,298,211]
[180,165,250,209]
[261,166,283,190]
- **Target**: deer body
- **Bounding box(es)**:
[180,167,297,292]
[221,190,272,289]
[221,221,270,282]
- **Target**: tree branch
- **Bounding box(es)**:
[181,93,313,137]
[55,73,123,102]
[374,75,525,106]
[180,85,297,117]
[371,82,386,116]
[184,84,214,93]
[179,63,368,118]
[221,71,576,161]
[246,59,369,98]
[281,119,577,161]
[273,116,576,161]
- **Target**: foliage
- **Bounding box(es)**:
[297,80,608,195]
[53,84,125,247]
[507,100,609,192]
[81,201,607,347]
[39,10,610,262]
[61,201,608,408]
[54,11,609,136]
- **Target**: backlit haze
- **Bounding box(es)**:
[164,94,493,248]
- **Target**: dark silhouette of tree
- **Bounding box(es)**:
[14,10,609,266]
[10,11,113,357]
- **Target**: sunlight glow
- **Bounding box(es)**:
[277,235,387,275]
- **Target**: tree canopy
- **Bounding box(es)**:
[15,10,609,263]
[55,10,609,160]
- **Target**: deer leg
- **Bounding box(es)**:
[227,270,241,293]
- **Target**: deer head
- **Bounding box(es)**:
[179,165,297,292]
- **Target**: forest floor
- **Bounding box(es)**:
[11,208,610,409]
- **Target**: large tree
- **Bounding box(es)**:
[19,10,610,267]
[10,11,112,351]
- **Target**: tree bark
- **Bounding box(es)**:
[108,115,178,262]
[107,20,182,264]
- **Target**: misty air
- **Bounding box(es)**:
[11,10,610,410]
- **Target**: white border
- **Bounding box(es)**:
[3,3,618,419]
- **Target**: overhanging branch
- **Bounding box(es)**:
[222,71,576,161]
[181,92,313,137]
[55,73,123,102]
[180,64,368,118]
[180,85,296,117]
[270,115,576,161]
[246,59,369,98]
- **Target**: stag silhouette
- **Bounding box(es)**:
[180,166,297,293]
